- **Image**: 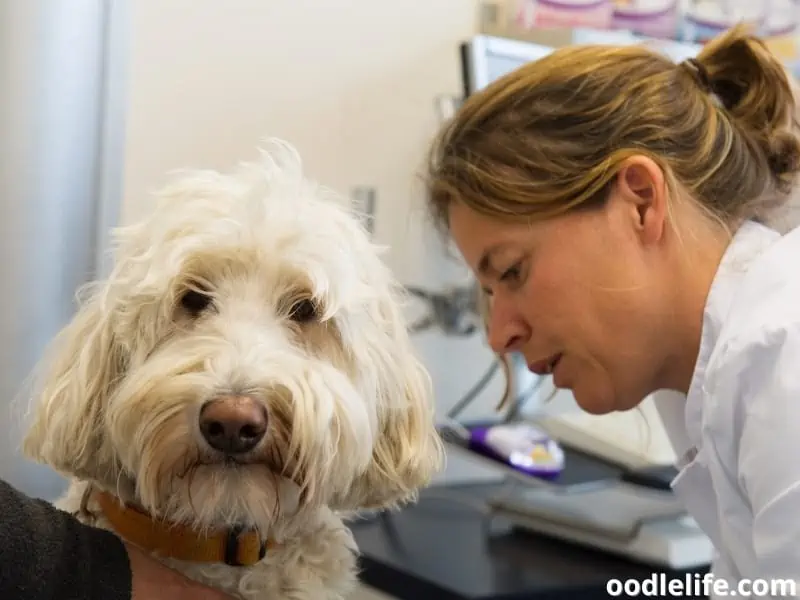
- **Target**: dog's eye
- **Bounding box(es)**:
[181,289,212,315]
[289,298,318,323]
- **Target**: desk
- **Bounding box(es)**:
[349,448,710,600]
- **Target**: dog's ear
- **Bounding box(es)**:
[22,287,125,482]
[338,282,445,511]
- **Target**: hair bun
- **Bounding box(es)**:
[768,130,800,189]
[696,24,800,194]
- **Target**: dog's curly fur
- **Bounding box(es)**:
[21,140,445,599]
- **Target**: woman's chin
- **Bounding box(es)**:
[571,377,619,415]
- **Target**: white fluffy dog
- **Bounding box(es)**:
[21,140,444,599]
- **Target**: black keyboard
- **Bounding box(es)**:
[620,464,678,491]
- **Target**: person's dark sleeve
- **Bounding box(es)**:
[0,477,132,600]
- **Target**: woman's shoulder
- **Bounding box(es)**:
[706,307,800,420]
[713,226,800,371]
[693,226,800,446]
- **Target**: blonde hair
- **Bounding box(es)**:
[426,25,800,234]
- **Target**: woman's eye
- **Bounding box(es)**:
[181,289,213,316]
[500,264,521,282]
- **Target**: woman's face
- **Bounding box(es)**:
[448,159,681,414]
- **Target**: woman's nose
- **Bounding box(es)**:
[487,301,528,354]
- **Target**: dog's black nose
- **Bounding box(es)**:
[199,395,267,454]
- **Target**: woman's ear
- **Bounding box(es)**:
[613,156,668,246]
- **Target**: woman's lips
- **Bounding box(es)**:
[528,354,561,376]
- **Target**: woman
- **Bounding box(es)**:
[425,25,800,594]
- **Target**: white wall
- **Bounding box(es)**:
[121,0,511,483]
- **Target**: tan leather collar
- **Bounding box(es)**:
[94,491,273,566]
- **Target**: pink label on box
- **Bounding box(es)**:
[516,0,614,29]
[611,0,679,39]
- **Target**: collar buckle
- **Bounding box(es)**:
[223,525,268,566]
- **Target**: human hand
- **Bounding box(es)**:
[126,542,235,600]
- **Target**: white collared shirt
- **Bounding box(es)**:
[653,220,800,598]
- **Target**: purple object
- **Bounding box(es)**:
[469,423,565,480]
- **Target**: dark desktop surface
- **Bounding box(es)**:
[350,444,709,600]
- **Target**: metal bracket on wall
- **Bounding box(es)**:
[351,186,376,238]
[434,94,462,123]
[406,283,481,336]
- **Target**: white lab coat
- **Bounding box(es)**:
[652,219,800,599]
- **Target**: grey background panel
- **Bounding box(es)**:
[0,0,128,500]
